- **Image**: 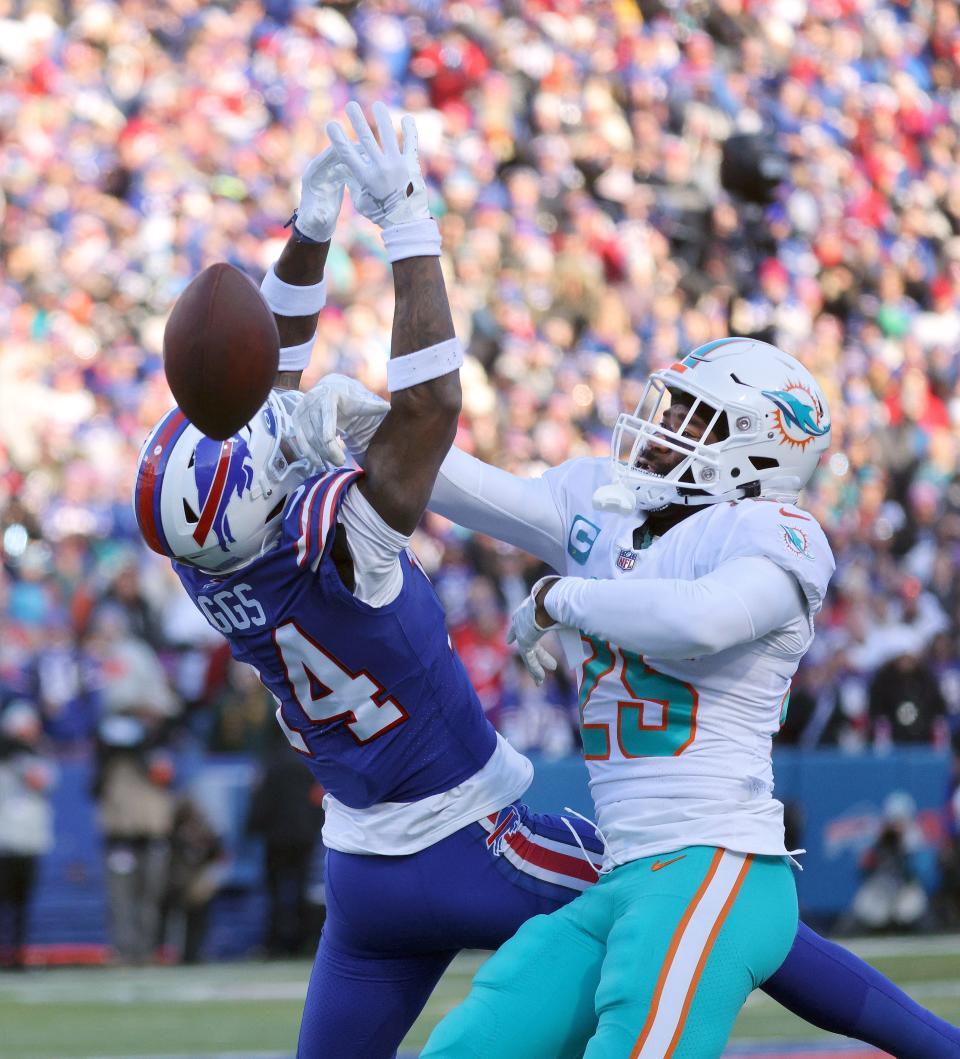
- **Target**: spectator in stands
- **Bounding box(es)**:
[86,606,179,721]
[95,554,165,652]
[853,792,930,933]
[93,707,176,965]
[205,658,274,755]
[246,730,325,958]
[936,778,960,928]
[499,656,578,760]
[869,648,949,746]
[450,577,511,731]
[0,701,55,969]
[161,794,224,965]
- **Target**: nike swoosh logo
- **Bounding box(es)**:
[651,855,687,872]
[779,507,810,521]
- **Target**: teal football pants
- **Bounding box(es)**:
[423,846,797,1059]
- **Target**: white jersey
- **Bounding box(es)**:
[541,458,834,864]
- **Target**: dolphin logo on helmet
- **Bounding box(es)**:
[762,383,830,449]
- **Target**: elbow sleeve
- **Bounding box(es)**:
[430,447,566,568]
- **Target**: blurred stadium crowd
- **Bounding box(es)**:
[2,0,960,955]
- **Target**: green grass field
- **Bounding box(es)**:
[0,936,958,1058]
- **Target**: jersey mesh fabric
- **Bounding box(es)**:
[175,470,497,808]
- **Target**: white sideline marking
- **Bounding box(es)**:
[741,977,960,1006]
[0,979,309,1004]
[3,967,957,1008]
[86,1054,290,1058]
[840,934,960,958]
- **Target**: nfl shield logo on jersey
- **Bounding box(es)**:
[616,548,637,571]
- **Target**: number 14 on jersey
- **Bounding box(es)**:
[275,621,409,745]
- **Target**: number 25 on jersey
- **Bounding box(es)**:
[579,635,698,760]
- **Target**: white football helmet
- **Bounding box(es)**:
[134,390,320,572]
[593,337,831,514]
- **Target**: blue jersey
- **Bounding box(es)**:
[175,468,497,809]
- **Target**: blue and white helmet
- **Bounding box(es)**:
[594,337,831,514]
[134,390,320,572]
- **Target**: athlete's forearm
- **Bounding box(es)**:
[271,236,330,391]
[429,447,567,569]
[543,556,804,658]
[390,256,456,357]
[360,256,461,534]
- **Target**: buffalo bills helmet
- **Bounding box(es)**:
[134,390,318,572]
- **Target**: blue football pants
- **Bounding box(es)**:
[296,802,960,1059]
[297,803,604,1058]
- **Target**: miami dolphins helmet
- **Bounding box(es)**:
[134,390,319,572]
[594,337,831,514]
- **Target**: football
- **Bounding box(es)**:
[163,262,279,439]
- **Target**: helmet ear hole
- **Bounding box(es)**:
[749,456,779,471]
[264,497,286,524]
[182,499,199,524]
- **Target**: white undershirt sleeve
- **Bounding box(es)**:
[328,485,411,608]
[544,556,806,659]
[428,447,566,569]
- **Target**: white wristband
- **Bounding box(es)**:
[381,219,441,263]
[386,338,463,392]
[278,337,314,372]
[260,265,327,316]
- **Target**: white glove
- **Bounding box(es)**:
[507,577,561,686]
[293,374,389,468]
[326,101,430,230]
[291,146,348,243]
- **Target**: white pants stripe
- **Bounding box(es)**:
[633,849,752,1058]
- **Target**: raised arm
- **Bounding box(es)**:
[428,447,566,570]
[291,388,566,565]
[258,149,345,392]
[359,253,460,534]
[327,102,461,536]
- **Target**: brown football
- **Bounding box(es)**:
[163,263,279,439]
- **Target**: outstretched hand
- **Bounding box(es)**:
[327,101,430,229]
[293,146,348,243]
[507,577,561,686]
[294,374,389,467]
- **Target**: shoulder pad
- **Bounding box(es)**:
[719,499,835,614]
[282,469,362,570]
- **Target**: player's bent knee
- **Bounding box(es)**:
[422,996,498,1059]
